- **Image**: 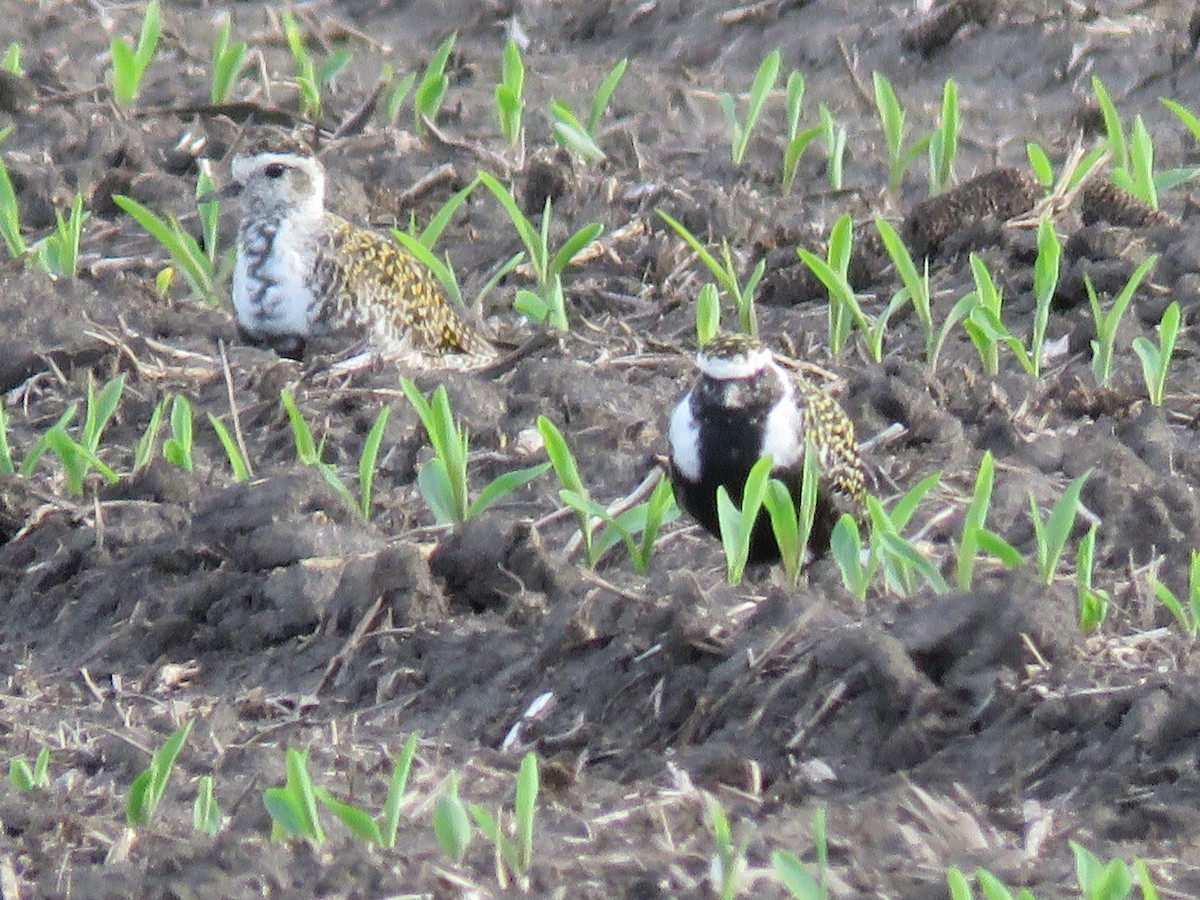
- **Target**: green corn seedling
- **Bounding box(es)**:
[402,379,548,524]
[560,473,679,574]
[1029,216,1061,377]
[961,253,1006,376]
[33,193,87,279]
[964,223,1059,378]
[771,807,829,900]
[761,443,820,588]
[312,733,420,847]
[705,794,749,900]
[356,406,390,519]
[263,747,325,843]
[947,865,1037,900]
[1029,472,1089,585]
[2,42,20,75]
[715,455,773,585]
[831,513,867,599]
[413,32,457,132]
[1149,550,1200,638]
[317,789,384,846]
[781,70,821,194]
[471,751,540,886]
[548,58,627,164]
[657,209,762,336]
[43,373,124,494]
[210,13,248,104]
[495,40,525,147]
[432,773,472,864]
[110,0,160,106]
[1132,300,1179,406]
[0,131,27,260]
[547,100,605,164]
[1093,76,1127,174]
[163,395,195,472]
[19,404,78,478]
[479,172,602,331]
[538,416,675,570]
[1087,255,1157,387]
[192,775,222,835]
[113,193,220,305]
[380,733,419,850]
[381,65,417,128]
[392,174,520,315]
[722,49,780,166]
[279,388,379,520]
[695,282,721,345]
[208,414,250,482]
[875,216,933,361]
[0,402,13,475]
[872,71,932,194]
[127,719,192,826]
[8,748,50,792]
[1026,141,1054,190]
[537,415,595,559]
[1070,841,1134,900]
[281,12,351,120]
[831,472,942,600]
[1076,523,1108,633]
[866,494,949,596]
[956,451,1022,591]
[818,103,847,189]
[585,59,627,137]
[1087,83,1196,207]
[928,78,959,194]
[797,215,876,359]
[133,396,168,473]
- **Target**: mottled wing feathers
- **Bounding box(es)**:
[321,217,493,359]
[793,372,867,521]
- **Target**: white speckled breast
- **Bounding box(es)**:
[232,214,324,339]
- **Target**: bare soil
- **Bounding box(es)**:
[3,1,1200,896]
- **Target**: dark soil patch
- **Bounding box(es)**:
[3,1,1200,896]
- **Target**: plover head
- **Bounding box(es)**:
[695,333,775,381]
[229,142,325,219]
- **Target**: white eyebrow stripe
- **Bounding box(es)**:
[232,152,311,182]
[695,347,772,380]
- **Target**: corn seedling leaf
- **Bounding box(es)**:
[193,775,222,835]
[263,786,309,838]
[127,719,193,826]
[587,58,627,137]
[380,733,418,849]
[831,514,867,599]
[20,404,77,477]
[515,752,538,873]
[976,869,1015,900]
[1026,141,1054,189]
[467,461,550,520]
[432,775,472,864]
[946,866,974,900]
[772,850,821,900]
[957,451,995,590]
[208,414,249,481]
[134,396,168,473]
[317,788,383,846]
[356,406,390,518]
[0,403,11,476]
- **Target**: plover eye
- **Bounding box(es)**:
[264,163,287,179]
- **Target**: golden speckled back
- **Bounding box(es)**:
[318,216,494,361]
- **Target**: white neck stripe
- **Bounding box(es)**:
[696,348,772,380]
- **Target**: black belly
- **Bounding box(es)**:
[671,415,837,564]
